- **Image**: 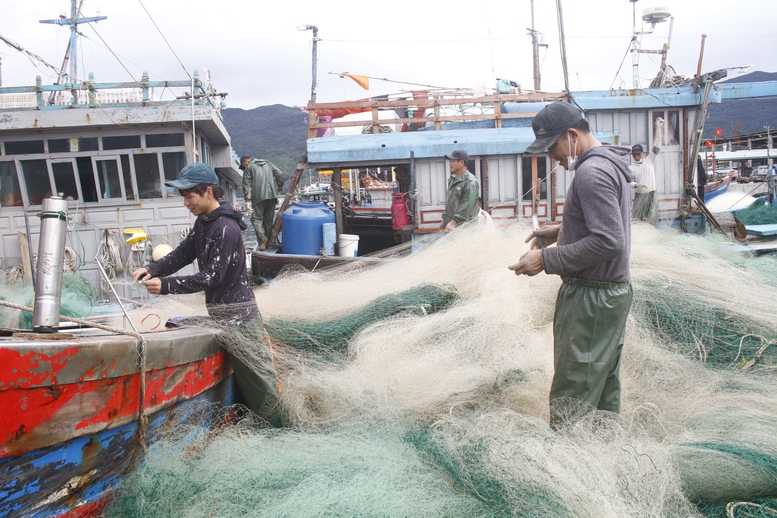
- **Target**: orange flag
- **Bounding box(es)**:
[340,73,370,90]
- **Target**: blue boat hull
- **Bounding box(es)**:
[1,377,237,518]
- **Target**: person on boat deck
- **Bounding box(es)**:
[508,101,635,431]
[630,117,664,226]
[132,163,281,425]
[440,149,479,231]
[240,155,285,251]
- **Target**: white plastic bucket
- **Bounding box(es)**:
[337,234,359,257]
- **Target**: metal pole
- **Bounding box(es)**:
[694,34,707,92]
[32,197,69,333]
[530,0,541,91]
[631,0,640,89]
[39,0,106,85]
[555,0,570,93]
[95,256,140,334]
[311,26,319,102]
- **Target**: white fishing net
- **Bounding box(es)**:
[94,221,777,517]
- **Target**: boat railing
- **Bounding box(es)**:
[306,91,566,138]
[0,70,225,111]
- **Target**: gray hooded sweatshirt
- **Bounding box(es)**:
[541,144,634,283]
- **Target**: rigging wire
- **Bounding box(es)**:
[71,3,143,86]
[136,0,191,80]
[0,34,60,75]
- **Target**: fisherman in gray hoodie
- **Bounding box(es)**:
[509,101,635,430]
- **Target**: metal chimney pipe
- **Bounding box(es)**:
[32,197,69,333]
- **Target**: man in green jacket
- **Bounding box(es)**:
[440,149,479,231]
[241,155,285,250]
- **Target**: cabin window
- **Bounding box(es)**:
[0,161,23,206]
[76,157,99,202]
[78,137,99,152]
[95,158,124,200]
[162,152,186,196]
[51,161,80,201]
[133,154,163,199]
[521,156,548,201]
[103,135,141,150]
[21,159,53,205]
[5,140,44,155]
[146,134,185,148]
[47,137,99,153]
[121,155,136,200]
[48,139,71,153]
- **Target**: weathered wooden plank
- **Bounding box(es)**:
[17,231,32,282]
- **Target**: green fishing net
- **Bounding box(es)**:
[0,273,98,329]
[263,283,462,356]
[630,278,777,370]
[735,197,777,225]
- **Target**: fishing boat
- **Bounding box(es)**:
[0,323,236,518]
[286,5,777,243]
[704,174,732,201]
[0,3,244,516]
[0,16,242,299]
[251,248,387,279]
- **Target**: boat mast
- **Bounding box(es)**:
[630,0,639,88]
[555,0,570,93]
[528,0,546,92]
[39,0,106,85]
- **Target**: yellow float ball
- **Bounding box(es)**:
[152,243,173,261]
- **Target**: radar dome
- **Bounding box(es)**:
[642,6,671,24]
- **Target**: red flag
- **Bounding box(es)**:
[714,128,723,136]
[705,140,714,147]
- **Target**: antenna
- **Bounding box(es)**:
[629,1,672,89]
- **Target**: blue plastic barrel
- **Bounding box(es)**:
[281,201,335,255]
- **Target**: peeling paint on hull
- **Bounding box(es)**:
[0,328,236,518]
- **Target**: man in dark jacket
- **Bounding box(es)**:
[133,162,280,424]
[508,102,634,430]
[240,155,284,251]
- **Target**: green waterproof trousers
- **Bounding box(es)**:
[250,198,276,246]
[225,315,282,426]
[549,277,633,430]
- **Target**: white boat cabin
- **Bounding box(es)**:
[0,72,242,297]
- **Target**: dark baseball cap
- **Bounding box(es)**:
[165,163,219,190]
[631,144,644,154]
[446,149,469,162]
[525,102,584,154]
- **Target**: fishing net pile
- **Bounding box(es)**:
[90,222,777,517]
[0,273,98,329]
[735,197,777,225]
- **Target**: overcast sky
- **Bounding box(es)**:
[1,0,775,110]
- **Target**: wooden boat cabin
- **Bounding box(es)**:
[304,77,777,238]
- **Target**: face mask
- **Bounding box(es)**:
[566,132,578,171]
